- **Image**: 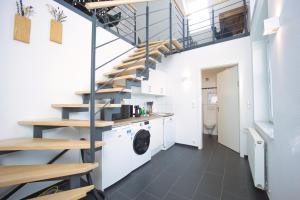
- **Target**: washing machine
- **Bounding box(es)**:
[130,121,152,170]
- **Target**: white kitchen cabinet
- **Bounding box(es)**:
[162,116,176,150]
[134,69,167,96]
[149,118,164,156]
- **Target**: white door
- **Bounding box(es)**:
[217,66,240,152]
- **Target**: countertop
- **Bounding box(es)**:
[113,113,174,127]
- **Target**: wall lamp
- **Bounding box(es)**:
[264,16,280,36]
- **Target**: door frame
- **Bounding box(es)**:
[199,64,241,152]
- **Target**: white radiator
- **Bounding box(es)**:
[247,128,265,190]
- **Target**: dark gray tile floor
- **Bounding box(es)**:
[104,135,268,200]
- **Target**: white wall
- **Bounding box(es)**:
[255,0,300,199]
[159,36,253,157]
[0,0,134,198]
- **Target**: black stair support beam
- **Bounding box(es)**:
[97,79,141,89]
[82,93,131,104]
[33,126,63,138]
[69,176,81,189]
[97,83,114,90]
[137,68,149,80]
[100,108,121,121]
[126,80,142,88]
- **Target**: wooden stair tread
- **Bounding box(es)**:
[163,40,183,50]
[52,104,121,108]
[114,57,157,69]
[96,75,142,84]
[130,49,165,58]
[18,119,113,128]
[137,40,164,48]
[134,43,163,53]
[137,40,182,50]
[135,43,169,53]
[0,163,98,188]
[123,50,162,63]
[75,88,131,95]
[105,65,145,76]
[29,185,94,200]
[0,138,104,151]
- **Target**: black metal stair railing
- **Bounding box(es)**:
[62,0,138,45]
[181,0,250,50]
[87,0,185,164]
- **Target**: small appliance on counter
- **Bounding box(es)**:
[121,105,133,119]
[111,105,133,120]
[146,102,153,115]
[134,105,142,117]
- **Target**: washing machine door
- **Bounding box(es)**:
[133,129,151,155]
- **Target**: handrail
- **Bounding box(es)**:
[86,0,155,10]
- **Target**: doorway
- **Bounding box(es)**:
[201,65,240,153]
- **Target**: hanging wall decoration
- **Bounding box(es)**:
[47,4,67,44]
[14,0,34,43]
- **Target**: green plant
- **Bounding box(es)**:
[46,4,67,23]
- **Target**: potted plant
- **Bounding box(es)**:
[47,4,67,44]
[14,0,34,43]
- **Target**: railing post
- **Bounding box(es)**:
[134,11,137,45]
[90,10,97,163]
[182,17,185,49]
[169,0,173,54]
[211,8,215,42]
[243,0,248,33]
[145,3,149,67]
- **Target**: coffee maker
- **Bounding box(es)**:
[134,105,142,117]
[146,102,153,115]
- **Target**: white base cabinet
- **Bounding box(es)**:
[149,118,164,156]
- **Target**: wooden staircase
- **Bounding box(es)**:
[0,163,98,188]
[0,39,182,199]
[0,138,104,151]
[28,185,94,200]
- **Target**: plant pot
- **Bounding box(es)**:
[13,14,31,44]
[50,19,63,44]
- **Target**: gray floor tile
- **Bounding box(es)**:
[193,172,223,199]
[170,167,203,199]
[164,193,190,200]
[221,191,248,200]
[106,191,130,200]
[103,135,268,200]
[135,191,159,200]
[145,170,179,198]
[119,170,158,199]
[192,192,217,200]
